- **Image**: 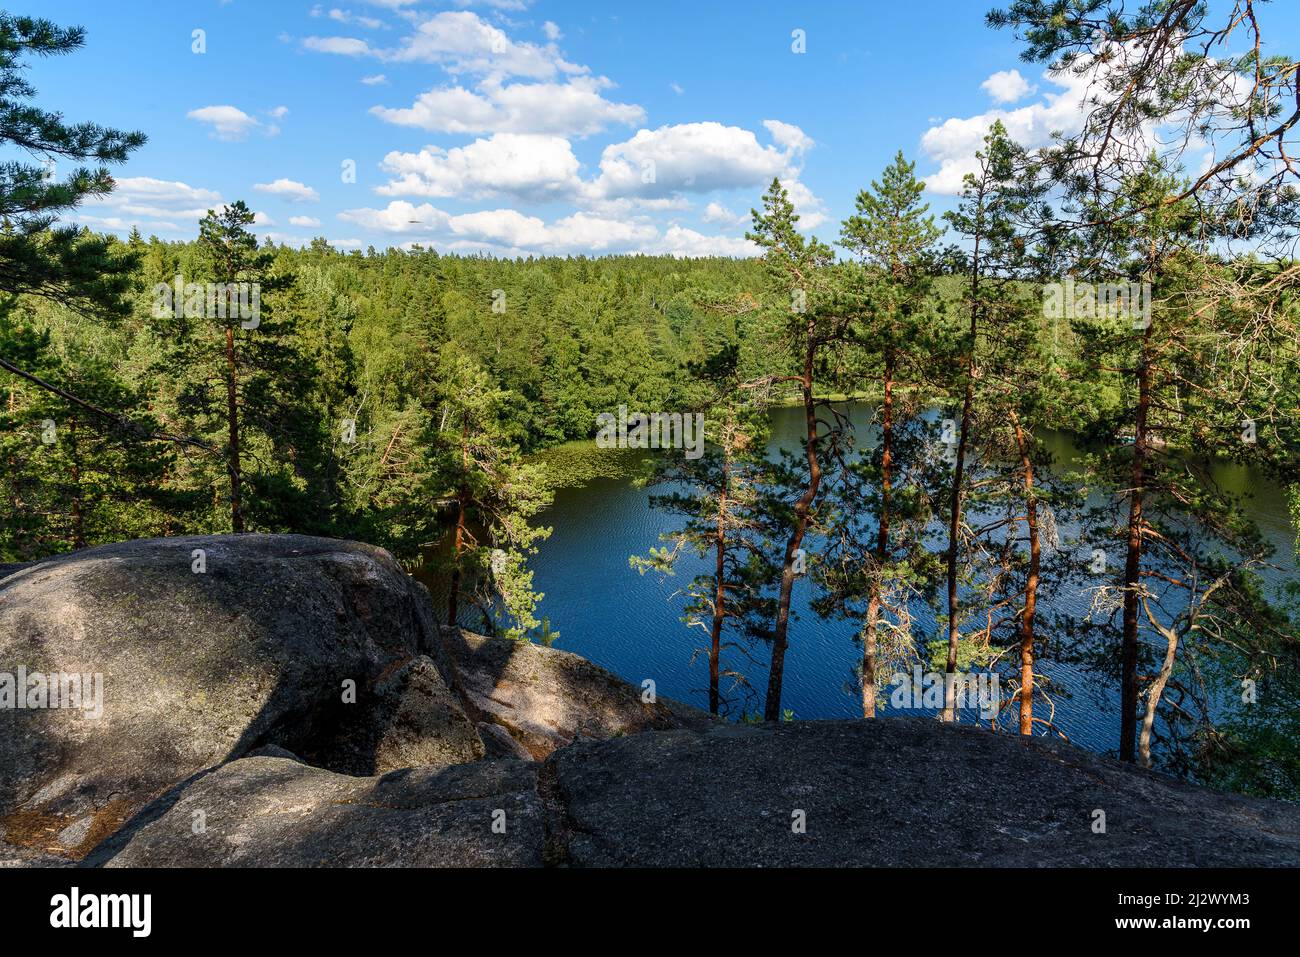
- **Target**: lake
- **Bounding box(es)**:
[437,401,1298,757]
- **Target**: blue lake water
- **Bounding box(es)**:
[446,402,1298,759]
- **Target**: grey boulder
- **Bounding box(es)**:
[0,535,483,860]
[87,748,543,868]
[443,627,714,759]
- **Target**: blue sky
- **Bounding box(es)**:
[28,0,1300,256]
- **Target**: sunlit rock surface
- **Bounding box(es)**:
[87,747,543,868]
[0,535,482,860]
[443,627,714,759]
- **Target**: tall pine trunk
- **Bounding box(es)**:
[943,255,979,722]
[1120,322,1153,762]
[862,349,895,718]
[709,456,729,716]
[224,325,244,533]
[447,495,466,629]
[765,330,822,721]
[1011,411,1039,735]
[447,421,470,629]
[68,413,85,549]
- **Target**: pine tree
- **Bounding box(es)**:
[434,346,552,640]
[995,0,1300,773]
[937,121,1026,721]
[0,12,166,493]
[1060,159,1298,766]
[0,14,144,324]
[631,343,778,715]
[154,201,304,533]
[746,178,842,720]
[0,297,174,559]
[966,201,1077,737]
[837,151,944,716]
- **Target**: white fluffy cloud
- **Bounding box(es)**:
[312,6,386,30]
[371,76,643,137]
[308,10,642,138]
[377,133,582,201]
[290,215,323,227]
[372,120,825,227]
[298,8,824,251]
[981,69,1035,104]
[306,10,579,79]
[339,200,451,235]
[656,225,757,257]
[383,11,580,78]
[302,36,374,56]
[702,201,748,226]
[186,105,264,141]
[93,177,222,218]
[782,179,829,231]
[72,177,223,234]
[458,209,655,252]
[922,69,1091,195]
[254,178,321,203]
[590,121,806,200]
[762,119,814,154]
[585,121,826,227]
[451,0,532,10]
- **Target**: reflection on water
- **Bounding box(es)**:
[442,402,1298,758]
